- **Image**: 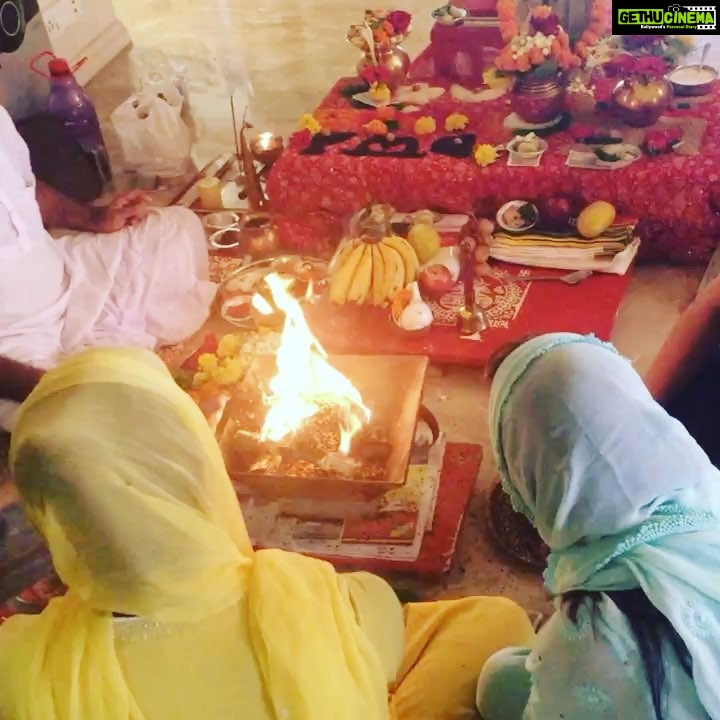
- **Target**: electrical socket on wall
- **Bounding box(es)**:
[43,0,81,38]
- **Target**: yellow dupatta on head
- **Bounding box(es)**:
[0,347,388,720]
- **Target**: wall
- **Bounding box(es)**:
[0,0,129,119]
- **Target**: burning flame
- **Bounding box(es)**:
[252,294,274,315]
[258,273,370,454]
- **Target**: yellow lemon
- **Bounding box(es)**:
[577,201,616,239]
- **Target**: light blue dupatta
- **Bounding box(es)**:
[489,333,720,719]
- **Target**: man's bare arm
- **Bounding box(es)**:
[35,182,150,234]
[35,180,103,232]
[645,287,720,402]
[0,357,44,403]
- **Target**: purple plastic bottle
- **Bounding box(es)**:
[46,58,112,185]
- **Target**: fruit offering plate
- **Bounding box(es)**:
[566,146,641,171]
[216,255,329,328]
[300,261,634,365]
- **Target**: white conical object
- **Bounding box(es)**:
[398,282,434,331]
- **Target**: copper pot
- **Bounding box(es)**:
[357,45,410,92]
[612,75,673,128]
[511,74,565,124]
[241,213,279,259]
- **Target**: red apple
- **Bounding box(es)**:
[419,264,456,299]
[537,195,576,231]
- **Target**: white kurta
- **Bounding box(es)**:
[0,106,216,428]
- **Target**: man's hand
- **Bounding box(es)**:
[0,357,44,404]
[90,190,151,234]
[36,181,152,235]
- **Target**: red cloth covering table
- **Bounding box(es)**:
[206,252,631,367]
[267,55,720,265]
[426,0,504,84]
[302,266,630,365]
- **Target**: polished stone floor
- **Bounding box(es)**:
[2,1,715,614]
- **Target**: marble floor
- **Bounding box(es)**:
[74,1,719,613]
[2,1,715,615]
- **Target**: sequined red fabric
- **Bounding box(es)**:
[267,48,720,264]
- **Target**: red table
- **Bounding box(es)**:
[267,54,720,265]
[303,267,631,365]
[203,249,631,367]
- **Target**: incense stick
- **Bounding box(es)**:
[230,95,242,161]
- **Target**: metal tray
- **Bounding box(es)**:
[216,255,329,329]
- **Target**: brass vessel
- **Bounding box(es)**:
[612,74,673,128]
[511,74,565,124]
[357,45,410,92]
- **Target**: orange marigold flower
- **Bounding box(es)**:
[363,119,388,136]
[497,0,515,15]
[495,52,516,72]
[516,54,531,72]
[532,5,552,18]
[314,108,363,132]
[375,105,397,121]
[528,47,545,65]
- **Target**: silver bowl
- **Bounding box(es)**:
[667,63,718,97]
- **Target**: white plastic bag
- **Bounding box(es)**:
[111,84,191,178]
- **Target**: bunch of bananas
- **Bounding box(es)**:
[328,235,420,306]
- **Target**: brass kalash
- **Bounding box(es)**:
[211,273,429,503]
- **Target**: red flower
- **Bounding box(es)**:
[376,66,391,83]
[359,66,377,85]
[570,124,594,141]
[604,53,636,78]
[359,64,391,85]
[387,10,411,35]
[634,55,668,77]
[623,34,664,50]
[530,10,560,35]
[645,127,684,155]
[288,129,312,151]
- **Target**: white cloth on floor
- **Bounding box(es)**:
[0,106,216,430]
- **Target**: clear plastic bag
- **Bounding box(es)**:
[131,48,189,105]
[110,84,192,178]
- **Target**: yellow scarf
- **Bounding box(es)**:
[0,347,388,720]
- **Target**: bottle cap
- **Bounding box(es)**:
[48,59,71,76]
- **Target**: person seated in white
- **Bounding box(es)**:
[0,105,216,430]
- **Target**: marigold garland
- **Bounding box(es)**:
[497,0,611,55]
